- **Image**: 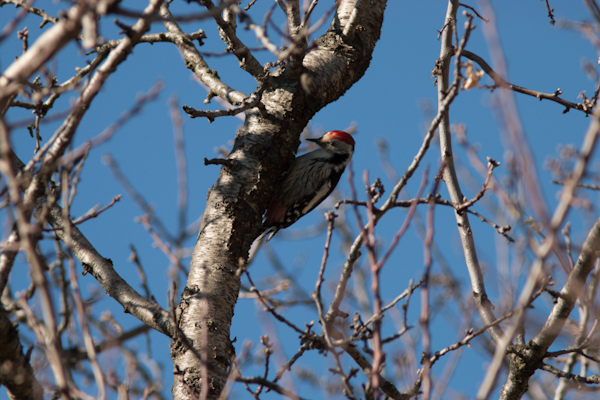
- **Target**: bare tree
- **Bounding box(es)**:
[2,0,600,399]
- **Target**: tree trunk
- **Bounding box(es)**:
[170,1,388,398]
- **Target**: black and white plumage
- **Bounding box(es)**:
[263,130,355,240]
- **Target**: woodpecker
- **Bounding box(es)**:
[263,130,355,240]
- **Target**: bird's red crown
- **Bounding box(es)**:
[323,130,355,146]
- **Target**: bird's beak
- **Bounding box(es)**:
[306,137,322,144]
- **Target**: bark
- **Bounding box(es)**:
[436,0,504,342]
[498,216,600,399]
[0,306,44,400]
[170,1,388,398]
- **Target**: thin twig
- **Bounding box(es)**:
[460,49,590,114]
[455,157,499,213]
[458,3,489,23]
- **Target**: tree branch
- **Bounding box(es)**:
[534,217,600,347]
[203,0,265,81]
[173,0,391,397]
[461,49,591,114]
[0,305,44,400]
[437,3,504,343]
[0,0,121,115]
[2,0,177,338]
[183,83,265,122]
[159,2,248,106]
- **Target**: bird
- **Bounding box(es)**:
[262,130,355,240]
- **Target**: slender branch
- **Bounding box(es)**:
[460,49,590,114]
[313,211,336,323]
[244,269,305,335]
[438,4,504,343]
[2,0,177,339]
[0,1,121,115]
[238,9,280,56]
[549,114,600,231]
[552,180,600,191]
[66,256,106,396]
[67,195,122,226]
[235,376,309,400]
[324,74,462,329]
[458,3,489,23]
[342,344,411,400]
[202,0,265,80]
[89,30,207,53]
[455,157,499,213]
[0,0,58,30]
[361,280,424,330]
[159,2,248,106]
[285,0,306,77]
[274,343,309,381]
[136,215,188,275]
[64,324,151,362]
[541,363,600,384]
[534,216,600,348]
[303,0,319,26]
[183,83,265,122]
[169,97,188,241]
[339,197,514,242]
[63,80,164,164]
[542,0,556,25]
[103,154,175,244]
[112,5,229,23]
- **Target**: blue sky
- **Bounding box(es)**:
[1,0,599,399]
